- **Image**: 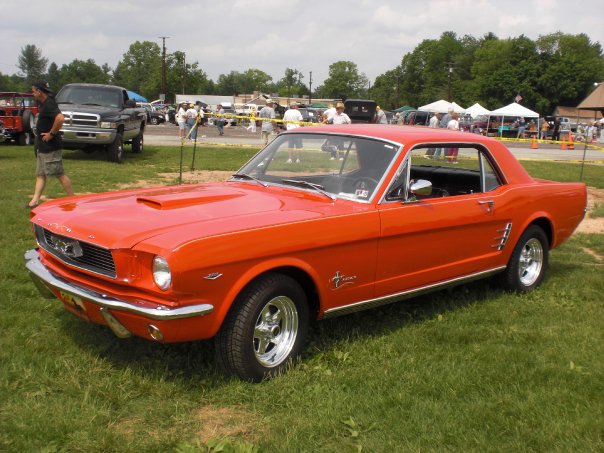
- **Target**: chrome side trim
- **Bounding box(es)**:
[24,249,214,321]
[323,266,506,319]
[491,223,512,250]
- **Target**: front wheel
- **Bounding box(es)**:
[107,132,124,163]
[500,225,549,292]
[215,273,309,382]
[131,130,144,153]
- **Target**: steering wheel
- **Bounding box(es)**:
[352,177,379,196]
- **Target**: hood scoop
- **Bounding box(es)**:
[136,191,244,209]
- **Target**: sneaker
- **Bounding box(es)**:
[286,158,292,163]
[330,157,335,161]
[295,158,300,163]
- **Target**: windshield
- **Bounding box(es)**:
[236,132,400,202]
[56,86,123,108]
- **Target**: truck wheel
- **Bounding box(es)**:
[215,273,309,382]
[22,110,34,133]
[107,132,124,163]
[131,130,144,153]
[150,117,159,125]
[17,132,33,146]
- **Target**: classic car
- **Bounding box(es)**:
[25,124,587,381]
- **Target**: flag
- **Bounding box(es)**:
[515,94,523,103]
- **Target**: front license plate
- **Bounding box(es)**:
[59,290,87,313]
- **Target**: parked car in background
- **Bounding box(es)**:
[136,102,166,125]
[404,110,431,126]
[25,124,587,382]
[344,99,377,123]
[298,107,320,123]
[460,114,489,134]
[0,91,38,146]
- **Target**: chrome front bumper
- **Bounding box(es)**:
[60,127,117,145]
[24,249,214,321]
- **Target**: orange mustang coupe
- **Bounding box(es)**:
[26,124,587,381]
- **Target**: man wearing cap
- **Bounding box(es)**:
[26,81,74,209]
[258,100,276,145]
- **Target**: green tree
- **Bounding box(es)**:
[46,62,60,92]
[17,44,48,86]
[276,68,307,98]
[113,41,162,100]
[56,59,111,88]
[319,61,368,100]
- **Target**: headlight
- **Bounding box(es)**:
[100,122,118,129]
[152,256,172,290]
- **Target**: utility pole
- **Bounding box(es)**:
[159,36,170,101]
[309,71,313,105]
[445,62,454,102]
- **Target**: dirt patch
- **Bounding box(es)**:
[191,405,263,442]
[577,187,604,234]
[111,405,262,444]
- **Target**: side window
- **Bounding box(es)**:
[385,144,502,201]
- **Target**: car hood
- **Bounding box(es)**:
[31,182,361,250]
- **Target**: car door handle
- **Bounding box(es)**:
[478,200,494,213]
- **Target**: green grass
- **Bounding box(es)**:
[1,145,602,452]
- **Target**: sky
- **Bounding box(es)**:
[2,0,603,89]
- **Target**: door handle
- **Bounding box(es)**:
[478,200,494,213]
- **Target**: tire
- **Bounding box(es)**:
[131,129,144,154]
[107,132,124,163]
[17,132,33,146]
[215,273,309,382]
[22,110,34,133]
[150,117,159,125]
[500,225,548,292]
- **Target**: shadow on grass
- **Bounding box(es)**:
[55,278,501,385]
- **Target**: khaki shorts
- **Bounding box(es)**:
[36,149,65,177]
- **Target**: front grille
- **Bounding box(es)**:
[35,225,116,278]
[62,111,100,128]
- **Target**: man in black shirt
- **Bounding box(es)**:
[26,80,74,209]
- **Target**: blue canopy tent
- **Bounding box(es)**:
[127,90,148,102]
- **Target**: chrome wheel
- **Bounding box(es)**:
[254,296,299,368]
[518,238,543,286]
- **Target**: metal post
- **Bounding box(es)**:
[158,36,169,98]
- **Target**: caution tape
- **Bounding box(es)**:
[205,112,320,127]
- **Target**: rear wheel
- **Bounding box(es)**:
[215,273,309,382]
[500,225,548,292]
[107,132,124,163]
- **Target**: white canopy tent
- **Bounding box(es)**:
[487,102,539,137]
[418,99,465,114]
[489,102,539,118]
[465,102,491,118]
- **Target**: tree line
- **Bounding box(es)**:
[2,31,603,115]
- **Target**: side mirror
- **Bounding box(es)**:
[125,99,136,108]
[409,179,432,197]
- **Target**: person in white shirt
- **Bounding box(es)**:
[446,112,460,163]
[176,103,187,139]
[375,105,388,124]
[322,104,337,123]
[185,103,197,140]
[331,102,351,125]
[283,103,304,163]
[258,100,276,145]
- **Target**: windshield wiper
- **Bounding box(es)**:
[57,101,72,104]
[81,103,102,106]
[281,179,335,201]
[229,173,268,187]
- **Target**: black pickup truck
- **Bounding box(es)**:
[56,83,146,163]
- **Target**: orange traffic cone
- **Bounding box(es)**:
[567,132,574,150]
[560,137,567,150]
[530,135,538,149]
